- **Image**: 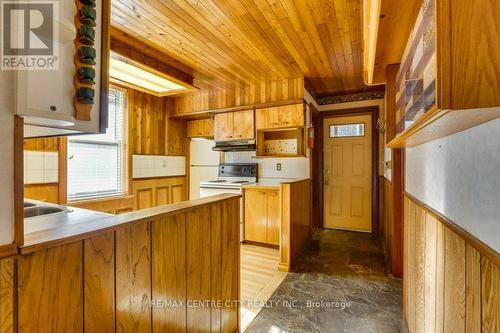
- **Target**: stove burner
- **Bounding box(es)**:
[208,180,227,183]
[231,181,250,184]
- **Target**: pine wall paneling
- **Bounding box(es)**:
[168,78,305,116]
[404,194,500,333]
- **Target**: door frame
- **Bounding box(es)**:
[318,106,380,235]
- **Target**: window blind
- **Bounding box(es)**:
[67,88,127,201]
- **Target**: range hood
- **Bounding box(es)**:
[212,140,256,152]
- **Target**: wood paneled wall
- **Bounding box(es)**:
[279,179,312,272]
[168,78,304,116]
[0,258,14,333]
[24,184,59,204]
[131,177,187,210]
[129,89,187,156]
[23,138,60,151]
[2,197,240,333]
[383,178,394,269]
[404,195,499,333]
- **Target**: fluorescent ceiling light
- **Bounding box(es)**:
[109,54,187,94]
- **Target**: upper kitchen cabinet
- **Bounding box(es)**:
[214,110,254,141]
[364,0,500,147]
[187,118,213,138]
[233,110,255,140]
[15,0,111,138]
[256,103,304,130]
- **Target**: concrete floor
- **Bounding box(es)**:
[245,229,405,333]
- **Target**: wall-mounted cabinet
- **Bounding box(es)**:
[256,103,304,130]
[385,0,500,148]
[214,110,254,141]
[244,188,280,246]
[187,118,213,138]
[16,0,110,138]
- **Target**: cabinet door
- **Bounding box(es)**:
[256,107,279,129]
[233,110,254,139]
[267,107,280,128]
[279,104,304,127]
[203,118,213,137]
[187,120,203,137]
[244,189,268,243]
[214,113,234,141]
[267,190,280,245]
[255,108,268,130]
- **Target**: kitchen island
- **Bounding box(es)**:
[1,194,241,333]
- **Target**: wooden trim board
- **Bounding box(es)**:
[405,192,499,267]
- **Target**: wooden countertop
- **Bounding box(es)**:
[22,193,241,254]
[242,178,311,190]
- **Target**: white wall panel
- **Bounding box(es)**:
[406,116,500,252]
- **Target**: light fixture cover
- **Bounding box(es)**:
[109,52,188,94]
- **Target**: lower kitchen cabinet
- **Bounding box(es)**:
[244,188,280,246]
[266,190,280,245]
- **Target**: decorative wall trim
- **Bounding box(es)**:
[304,80,386,106]
[318,90,385,105]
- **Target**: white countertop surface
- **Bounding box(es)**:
[24,199,112,234]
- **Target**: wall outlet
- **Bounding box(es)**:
[276,163,281,171]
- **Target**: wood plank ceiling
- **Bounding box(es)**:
[111,0,377,97]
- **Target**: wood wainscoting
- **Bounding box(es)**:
[0,195,240,333]
[404,194,499,333]
[0,257,14,333]
[132,176,187,210]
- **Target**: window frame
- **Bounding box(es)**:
[66,85,129,202]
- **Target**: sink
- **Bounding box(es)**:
[24,202,36,208]
[24,206,67,218]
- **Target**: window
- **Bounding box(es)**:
[329,123,365,138]
[67,87,127,201]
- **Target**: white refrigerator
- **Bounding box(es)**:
[189,139,220,199]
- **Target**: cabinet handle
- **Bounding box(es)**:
[49,105,57,111]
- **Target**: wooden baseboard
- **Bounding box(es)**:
[242,240,279,249]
